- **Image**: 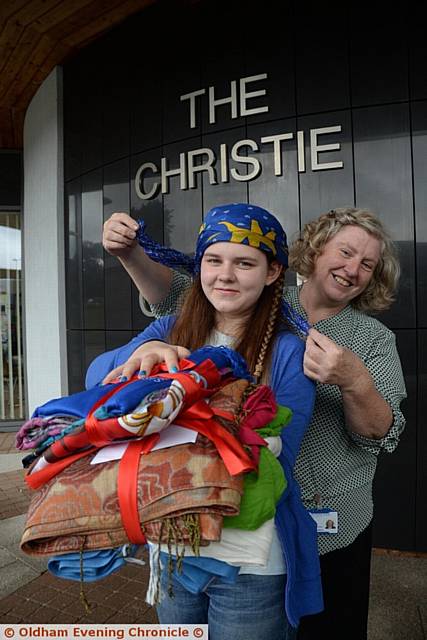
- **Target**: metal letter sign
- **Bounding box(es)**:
[135,73,344,200]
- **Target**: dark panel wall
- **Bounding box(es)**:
[63,0,425,552]
[0,151,21,207]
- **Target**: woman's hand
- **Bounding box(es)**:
[102,341,191,384]
[303,327,363,389]
[304,328,392,438]
[103,212,139,257]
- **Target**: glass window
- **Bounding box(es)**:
[0,211,24,421]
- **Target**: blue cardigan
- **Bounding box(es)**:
[86,316,323,627]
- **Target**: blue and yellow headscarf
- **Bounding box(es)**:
[194,203,288,270]
[136,203,288,274]
[136,203,309,335]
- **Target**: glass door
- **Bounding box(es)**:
[0,211,24,421]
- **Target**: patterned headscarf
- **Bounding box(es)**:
[136,203,288,274]
[136,203,309,335]
[194,203,288,269]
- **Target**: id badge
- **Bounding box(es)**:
[308,508,338,534]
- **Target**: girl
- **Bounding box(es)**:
[87,203,323,640]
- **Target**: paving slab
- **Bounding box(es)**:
[0,513,47,574]
[1,514,27,548]
[0,452,26,472]
[0,547,16,569]
[0,433,20,453]
[0,560,41,599]
[0,469,32,521]
[0,511,45,600]
[368,555,427,640]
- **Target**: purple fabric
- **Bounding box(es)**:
[15,416,75,450]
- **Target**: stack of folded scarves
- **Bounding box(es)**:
[19,345,291,600]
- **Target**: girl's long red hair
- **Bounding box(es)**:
[168,266,288,382]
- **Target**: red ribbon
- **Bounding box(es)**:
[25,448,96,489]
[174,400,256,476]
[85,377,137,447]
[117,435,159,544]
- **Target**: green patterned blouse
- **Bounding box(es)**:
[145,271,407,555]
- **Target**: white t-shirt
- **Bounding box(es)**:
[207,329,286,575]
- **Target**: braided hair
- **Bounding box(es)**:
[252,269,286,383]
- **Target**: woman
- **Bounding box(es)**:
[102,206,406,640]
[90,203,323,639]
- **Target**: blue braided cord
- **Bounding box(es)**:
[197,345,253,382]
[136,219,196,274]
[281,299,311,336]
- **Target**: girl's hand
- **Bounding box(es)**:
[102,341,191,384]
[103,212,139,257]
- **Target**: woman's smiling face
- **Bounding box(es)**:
[309,225,381,309]
[200,242,282,330]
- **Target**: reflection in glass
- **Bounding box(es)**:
[0,212,24,420]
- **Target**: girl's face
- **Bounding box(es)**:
[200,242,282,331]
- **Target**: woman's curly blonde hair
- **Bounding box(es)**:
[288,208,400,313]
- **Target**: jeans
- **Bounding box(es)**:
[157,571,296,640]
